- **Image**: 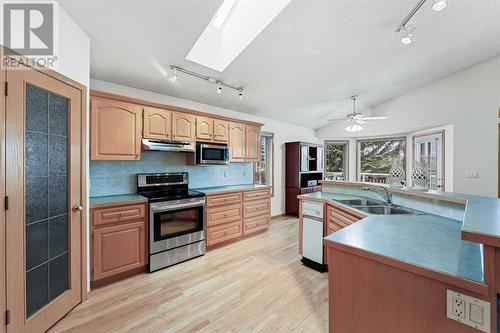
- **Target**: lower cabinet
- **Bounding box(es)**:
[205,187,271,248]
[90,200,147,287]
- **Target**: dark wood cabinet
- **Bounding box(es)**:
[285,142,324,216]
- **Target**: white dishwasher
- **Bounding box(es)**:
[301,201,326,272]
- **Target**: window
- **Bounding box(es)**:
[413,131,445,190]
[255,132,274,196]
[325,141,348,180]
[358,137,406,184]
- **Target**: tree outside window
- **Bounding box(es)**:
[358,138,406,184]
[325,141,348,180]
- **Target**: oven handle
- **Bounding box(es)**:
[150,202,205,212]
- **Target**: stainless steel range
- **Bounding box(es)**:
[137,172,206,272]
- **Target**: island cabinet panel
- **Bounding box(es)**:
[196,116,213,141]
[326,204,364,232]
[213,119,230,143]
[245,125,260,162]
[91,201,147,287]
[143,107,172,140]
[172,112,196,141]
[230,122,246,161]
[90,97,142,160]
[205,188,271,247]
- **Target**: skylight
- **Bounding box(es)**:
[186,0,292,72]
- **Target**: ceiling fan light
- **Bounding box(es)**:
[344,123,363,133]
[432,0,447,12]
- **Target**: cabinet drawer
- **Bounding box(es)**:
[243,215,270,235]
[327,205,363,222]
[92,221,146,281]
[327,221,342,234]
[93,204,146,227]
[207,204,242,227]
[243,199,270,219]
[303,201,324,219]
[206,193,242,208]
[207,221,242,246]
[243,189,270,202]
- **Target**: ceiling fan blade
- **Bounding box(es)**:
[361,116,388,121]
[355,119,367,124]
[327,118,347,122]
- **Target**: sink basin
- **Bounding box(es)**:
[355,205,419,215]
[337,199,385,206]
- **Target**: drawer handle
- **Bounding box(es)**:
[223,214,227,217]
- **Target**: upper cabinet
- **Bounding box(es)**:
[143,107,172,140]
[245,125,260,162]
[196,116,213,141]
[91,97,142,160]
[230,122,246,161]
[172,112,196,142]
[213,119,230,143]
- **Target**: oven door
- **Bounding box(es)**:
[198,143,230,165]
[150,200,205,254]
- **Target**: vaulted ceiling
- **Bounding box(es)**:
[58,0,500,129]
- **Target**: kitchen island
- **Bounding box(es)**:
[299,181,500,333]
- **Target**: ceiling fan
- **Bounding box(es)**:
[327,95,387,132]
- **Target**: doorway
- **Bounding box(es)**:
[413,131,445,190]
[3,61,86,332]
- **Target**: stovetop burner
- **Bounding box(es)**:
[136,172,205,202]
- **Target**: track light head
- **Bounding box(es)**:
[432,0,447,12]
[400,26,414,45]
[216,85,223,94]
[169,67,178,82]
[238,91,243,101]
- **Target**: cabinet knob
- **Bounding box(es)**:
[72,205,83,212]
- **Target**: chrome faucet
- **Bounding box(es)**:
[362,185,393,206]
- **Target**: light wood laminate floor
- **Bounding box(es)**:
[49,218,328,333]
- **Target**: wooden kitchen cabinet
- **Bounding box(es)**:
[172,112,196,141]
[213,119,230,143]
[230,122,246,161]
[205,187,271,248]
[90,200,147,287]
[90,97,142,160]
[143,107,172,140]
[196,116,213,141]
[245,125,260,162]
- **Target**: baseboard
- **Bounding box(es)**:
[271,214,294,222]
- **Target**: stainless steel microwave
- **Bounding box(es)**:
[196,143,230,165]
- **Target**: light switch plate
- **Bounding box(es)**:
[446,289,490,333]
[465,170,480,179]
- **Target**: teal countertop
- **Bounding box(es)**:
[194,184,271,194]
[90,194,147,207]
[300,192,485,284]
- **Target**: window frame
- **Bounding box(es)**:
[324,140,349,180]
[254,131,275,197]
[356,136,407,183]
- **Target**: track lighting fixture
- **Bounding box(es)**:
[400,26,414,45]
[432,0,447,12]
[168,65,244,100]
[168,67,178,82]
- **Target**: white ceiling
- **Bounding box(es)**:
[58,0,500,129]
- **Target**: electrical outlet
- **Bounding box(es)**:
[446,289,490,333]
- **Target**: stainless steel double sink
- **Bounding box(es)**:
[336,199,423,215]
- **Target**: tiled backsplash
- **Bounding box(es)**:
[90,151,254,197]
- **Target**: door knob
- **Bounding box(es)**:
[72,205,83,212]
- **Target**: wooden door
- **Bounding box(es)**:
[92,221,145,281]
[230,123,246,161]
[245,125,260,162]
[213,119,229,143]
[6,67,83,333]
[90,97,141,160]
[172,112,195,142]
[196,116,213,141]
[143,107,172,140]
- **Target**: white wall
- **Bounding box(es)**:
[91,79,317,216]
[317,56,500,197]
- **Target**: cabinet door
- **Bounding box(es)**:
[317,146,324,171]
[245,125,260,162]
[143,107,172,140]
[92,221,145,281]
[230,122,246,161]
[196,116,213,141]
[213,119,230,143]
[91,97,142,160]
[172,112,196,141]
[300,145,309,172]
